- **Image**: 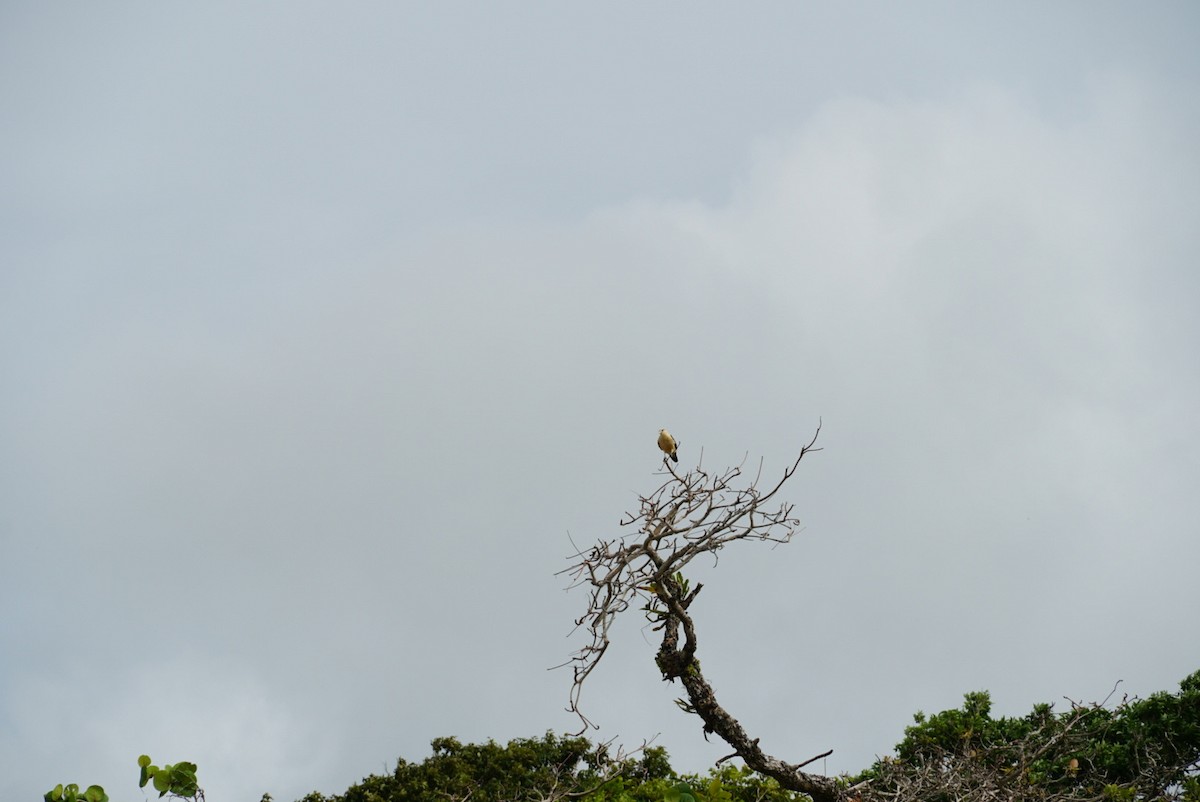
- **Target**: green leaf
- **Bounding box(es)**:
[82,786,109,802]
[665,782,698,802]
[44,783,64,802]
[138,755,152,768]
[153,765,173,795]
[705,776,734,802]
[169,763,200,797]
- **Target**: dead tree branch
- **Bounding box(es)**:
[560,421,843,802]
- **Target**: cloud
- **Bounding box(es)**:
[539,76,1200,774]
[2,74,1197,801]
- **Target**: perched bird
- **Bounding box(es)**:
[657,428,679,463]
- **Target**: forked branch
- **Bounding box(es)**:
[559,421,842,802]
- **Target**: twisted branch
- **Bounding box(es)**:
[559,422,841,802]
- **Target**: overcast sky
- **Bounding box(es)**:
[3,3,1199,801]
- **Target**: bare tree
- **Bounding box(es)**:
[560,422,844,802]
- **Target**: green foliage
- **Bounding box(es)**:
[301,732,601,802]
[43,784,108,802]
[664,782,700,802]
[45,753,202,802]
[138,754,201,800]
[641,573,692,630]
[299,732,810,802]
[856,669,1200,801]
[661,765,809,802]
[48,676,1191,802]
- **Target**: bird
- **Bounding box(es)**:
[657,428,679,463]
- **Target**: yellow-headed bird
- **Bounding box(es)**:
[657,428,679,463]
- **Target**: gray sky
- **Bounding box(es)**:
[3,3,1199,801]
